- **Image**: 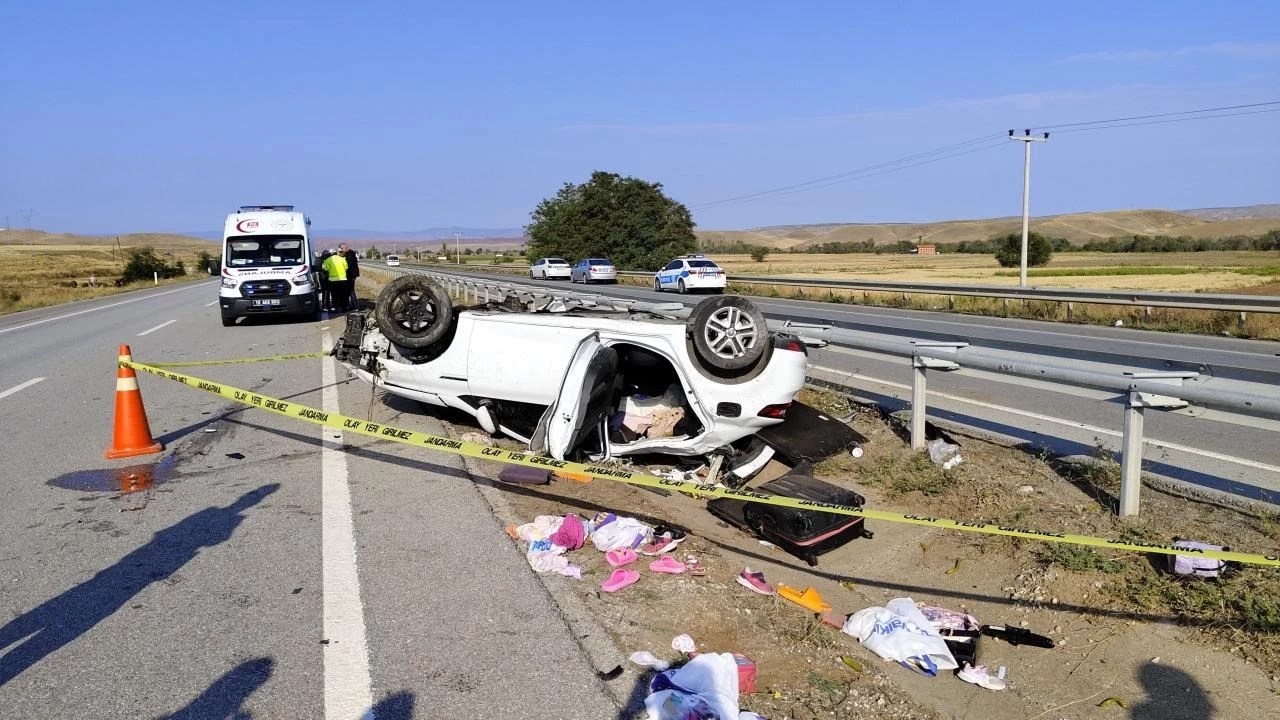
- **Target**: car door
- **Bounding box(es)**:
[532,259,543,278]
[660,260,682,288]
[529,334,619,460]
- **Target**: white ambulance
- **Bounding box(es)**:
[217,205,320,326]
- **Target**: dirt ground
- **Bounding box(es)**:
[456,388,1280,720]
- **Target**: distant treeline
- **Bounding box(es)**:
[705,229,1279,255]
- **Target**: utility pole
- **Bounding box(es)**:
[454,233,461,264]
[1009,129,1049,287]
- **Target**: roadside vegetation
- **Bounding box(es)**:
[0,243,211,315]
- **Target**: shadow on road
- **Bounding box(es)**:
[159,656,274,719]
[369,691,416,720]
[0,484,278,687]
[1128,660,1216,720]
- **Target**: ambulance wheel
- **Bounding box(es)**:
[221,314,235,327]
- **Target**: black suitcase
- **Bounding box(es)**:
[708,464,871,566]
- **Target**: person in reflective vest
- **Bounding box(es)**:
[322,251,350,313]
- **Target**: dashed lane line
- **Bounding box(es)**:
[0,377,45,401]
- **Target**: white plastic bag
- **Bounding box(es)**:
[645,652,740,719]
[842,597,958,676]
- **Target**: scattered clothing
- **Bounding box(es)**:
[549,513,585,550]
[591,516,653,552]
[918,605,980,632]
[735,568,775,596]
[1168,539,1229,578]
[527,551,581,579]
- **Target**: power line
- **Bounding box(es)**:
[1038,100,1280,131]
[701,139,1009,209]
[693,99,1280,209]
[1047,106,1280,135]
[694,133,1005,209]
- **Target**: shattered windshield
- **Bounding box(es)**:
[225,235,305,267]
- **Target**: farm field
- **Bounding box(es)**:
[0,242,213,315]
[708,251,1280,292]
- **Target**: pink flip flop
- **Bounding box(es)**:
[649,556,686,574]
[602,569,640,592]
[606,548,638,568]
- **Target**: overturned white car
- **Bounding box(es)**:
[335,275,809,461]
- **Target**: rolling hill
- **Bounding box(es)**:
[696,208,1280,250]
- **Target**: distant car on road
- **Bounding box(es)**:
[654,255,727,294]
[385,254,400,266]
[571,258,618,284]
[530,257,571,280]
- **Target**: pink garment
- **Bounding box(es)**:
[550,513,585,550]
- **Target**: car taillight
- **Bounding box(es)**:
[758,402,791,419]
[772,334,807,354]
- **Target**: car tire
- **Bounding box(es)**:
[688,295,767,372]
[221,314,235,327]
[653,277,662,292]
[374,275,454,349]
[677,279,687,294]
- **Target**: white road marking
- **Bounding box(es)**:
[0,281,213,336]
[810,364,1280,474]
[320,332,374,719]
[204,300,219,307]
[0,377,45,401]
[136,319,177,336]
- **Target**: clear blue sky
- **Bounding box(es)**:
[2,1,1278,234]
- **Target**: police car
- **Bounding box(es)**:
[653,255,727,294]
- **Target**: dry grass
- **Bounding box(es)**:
[696,209,1280,249]
[0,243,212,315]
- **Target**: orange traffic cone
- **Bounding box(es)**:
[105,344,164,459]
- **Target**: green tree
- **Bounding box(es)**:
[195,250,216,275]
[994,232,1054,268]
[526,171,696,271]
[463,247,473,256]
[121,247,182,283]
[365,245,382,259]
[749,246,769,262]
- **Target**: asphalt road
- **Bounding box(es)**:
[414,267,1280,501]
[0,282,620,718]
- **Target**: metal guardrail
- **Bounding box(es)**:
[378,265,1280,516]
[400,261,1280,314]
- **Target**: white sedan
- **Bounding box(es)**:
[529,257,572,280]
[335,275,808,460]
[654,255,727,294]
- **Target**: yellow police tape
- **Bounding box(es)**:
[122,357,1280,568]
[147,351,329,368]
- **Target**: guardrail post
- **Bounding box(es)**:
[1119,390,1145,517]
[909,346,963,452]
[1066,302,1073,320]
[1238,312,1247,332]
[911,359,928,451]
